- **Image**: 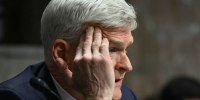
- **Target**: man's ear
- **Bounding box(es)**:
[52,39,69,65]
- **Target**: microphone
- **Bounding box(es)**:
[30,77,61,100]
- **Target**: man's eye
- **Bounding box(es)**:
[109,47,118,52]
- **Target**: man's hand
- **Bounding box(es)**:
[72,26,115,99]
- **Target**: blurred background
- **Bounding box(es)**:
[0,0,200,99]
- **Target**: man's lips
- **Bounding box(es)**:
[115,78,123,87]
[115,79,121,82]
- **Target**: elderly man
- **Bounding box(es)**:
[0,0,137,100]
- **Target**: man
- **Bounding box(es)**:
[0,0,137,99]
[161,76,200,100]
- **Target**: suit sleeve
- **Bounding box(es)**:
[0,90,23,100]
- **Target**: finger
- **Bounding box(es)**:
[74,34,84,60]
[92,27,102,55]
[100,38,110,57]
[83,26,93,58]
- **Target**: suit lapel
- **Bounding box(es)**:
[35,63,59,96]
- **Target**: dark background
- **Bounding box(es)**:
[0,0,49,44]
[0,0,200,99]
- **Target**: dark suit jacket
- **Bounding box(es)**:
[0,62,137,100]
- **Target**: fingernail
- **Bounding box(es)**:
[103,38,108,42]
[88,26,93,30]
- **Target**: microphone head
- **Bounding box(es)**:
[29,77,61,100]
[30,77,51,92]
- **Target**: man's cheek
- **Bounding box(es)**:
[109,53,118,67]
[110,59,115,68]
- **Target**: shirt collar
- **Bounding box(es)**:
[51,75,76,100]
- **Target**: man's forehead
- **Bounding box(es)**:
[110,37,133,43]
[108,34,133,47]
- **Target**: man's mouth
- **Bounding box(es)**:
[115,79,121,82]
[115,79,123,87]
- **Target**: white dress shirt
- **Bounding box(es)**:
[51,75,76,100]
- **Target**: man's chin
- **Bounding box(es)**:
[112,87,122,100]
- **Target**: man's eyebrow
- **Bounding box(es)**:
[110,40,123,47]
[109,39,133,47]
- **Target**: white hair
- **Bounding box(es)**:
[41,0,137,65]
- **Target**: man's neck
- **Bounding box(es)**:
[49,67,84,100]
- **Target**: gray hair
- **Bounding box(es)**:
[41,0,137,65]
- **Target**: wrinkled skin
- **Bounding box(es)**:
[51,26,133,100]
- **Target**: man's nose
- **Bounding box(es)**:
[115,53,133,72]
